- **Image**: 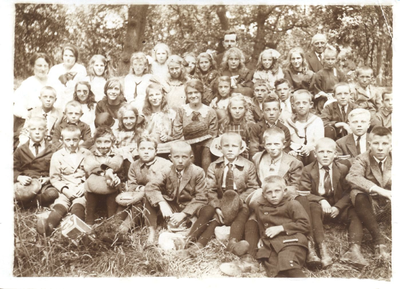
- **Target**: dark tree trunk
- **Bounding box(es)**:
[118,5,149,76]
[216,5,229,31]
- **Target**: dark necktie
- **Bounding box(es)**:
[134,81,142,98]
[378,161,383,174]
[356,136,361,155]
[226,163,234,191]
[323,166,332,196]
[43,113,48,119]
[176,170,183,203]
[33,143,40,156]
[340,106,346,122]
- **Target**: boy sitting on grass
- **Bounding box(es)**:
[243,127,303,268]
[52,100,92,150]
[321,82,356,140]
[204,132,260,256]
[19,86,62,146]
[14,117,58,207]
[336,108,370,165]
[251,175,310,277]
[346,126,392,260]
[144,141,215,248]
[299,138,367,269]
[37,125,91,236]
[83,126,123,226]
[116,135,172,233]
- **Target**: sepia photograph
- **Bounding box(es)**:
[1,0,398,287]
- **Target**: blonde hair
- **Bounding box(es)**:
[87,55,110,80]
[220,47,246,71]
[26,117,47,130]
[348,108,371,122]
[64,100,82,114]
[129,52,150,75]
[152,43,171,63]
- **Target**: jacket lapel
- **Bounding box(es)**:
[382,155,392,188]
[310,162,320,195]
[179,164,192,194]
[215,158,225,188]
[369,153,384,187]
[332,163,341,198]
[278,154,290,177]
[346,134,358,157]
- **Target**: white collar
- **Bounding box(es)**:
[353,133,367,142]
[373,156,387,165]
[224,157,238,166]
[319,163,333,171]
[29,139,45,148]
[182,104,209,118]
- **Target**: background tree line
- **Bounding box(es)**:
[14,4,392,86]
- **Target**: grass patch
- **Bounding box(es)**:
[13,204,392,279]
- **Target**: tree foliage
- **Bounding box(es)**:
[14,4,392,86]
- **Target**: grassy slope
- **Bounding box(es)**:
[13,205,392,279]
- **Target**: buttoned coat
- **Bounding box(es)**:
[14,140,55,182]
[145,163,208,216]
[353,84,382,112]
[321,101,356,127]
[305,50,323,73]
[207,156,259,208]
[50,147,91,191]
[299,160,351,212]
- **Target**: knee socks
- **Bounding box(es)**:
[354,194,383,244]
[47,204,68,229]
[245,220,259,257]
[187,205,215,242]
[71,203,85,221]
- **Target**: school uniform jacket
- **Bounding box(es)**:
[252,151,303,194]
[207,156,259,208]
[336,133,370,160]
[305,50,323,73]
[250,98,264,123]
[299,160,351,212]
[346,151,392,193]
[354,84,382,112]
[50,147,92,191]
[52,119,93,150]
[127,157,172,191]
[14,140,54,182]
[145,163,208,216]
[248,120,291,159]
[321,101,356,127]
[251,195,309,260]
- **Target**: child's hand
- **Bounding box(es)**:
[319,199,332,214]
[300,146,312,156]
[215,208,225,224]
[265,225,284,238]
[17,176,32,186]
[63,188,74,199]
[376,188,392,200]
[159,201,173,218]
[330,207,340,218]
[169,212,187,226]
[288,150,298,157]
[39,177,50,185]
[74,185,86,198]
[159,133,171,143]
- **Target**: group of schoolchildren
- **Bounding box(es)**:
[13,31,392,278]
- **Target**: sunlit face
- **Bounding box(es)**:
[223,34,237,49]
[382,94,393,112]
[263,181,286,205]
[186,87,202,106]
[33,58,49,80]
[39,90,57,110]
[169,63,182,79]
[170,148,192,171]
[65,106,82,124]
[349,114,370,136]
[106,85,121,101]
[138,141,157,163]
[63,49,76,67]
[185,56,196,74]
[28,123,47,143]
[292,93,312,117]
[76,84,89,103]
[262,55,274,70]
[156,49,168,64]
[324,53,337,69]
[229,100,246,121]
[263,101,281,124]
[334,85,351,107]
[276,83,290,102]
[313,40,327,54]
[62,130,81,153]
[254,85,268,103]
[357,71,373,88]
[148,88,163,108]
[220,135,242,162]
[228,54,240,70]
[218,81,231,98]
[290,53,303,69]
[199,57,211,72]
[94,60,105,76]
[368,134,391,161]
[314,142,337,167]
[264,134,285,159]
[132,61,146,76]
[121,110,137,131]
[95,134,113,156]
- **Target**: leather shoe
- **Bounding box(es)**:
[374,244,390,260]
[306,238,322,269]
[318,242,333,268]
[227,238,249,256]
[341,244,369,269]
